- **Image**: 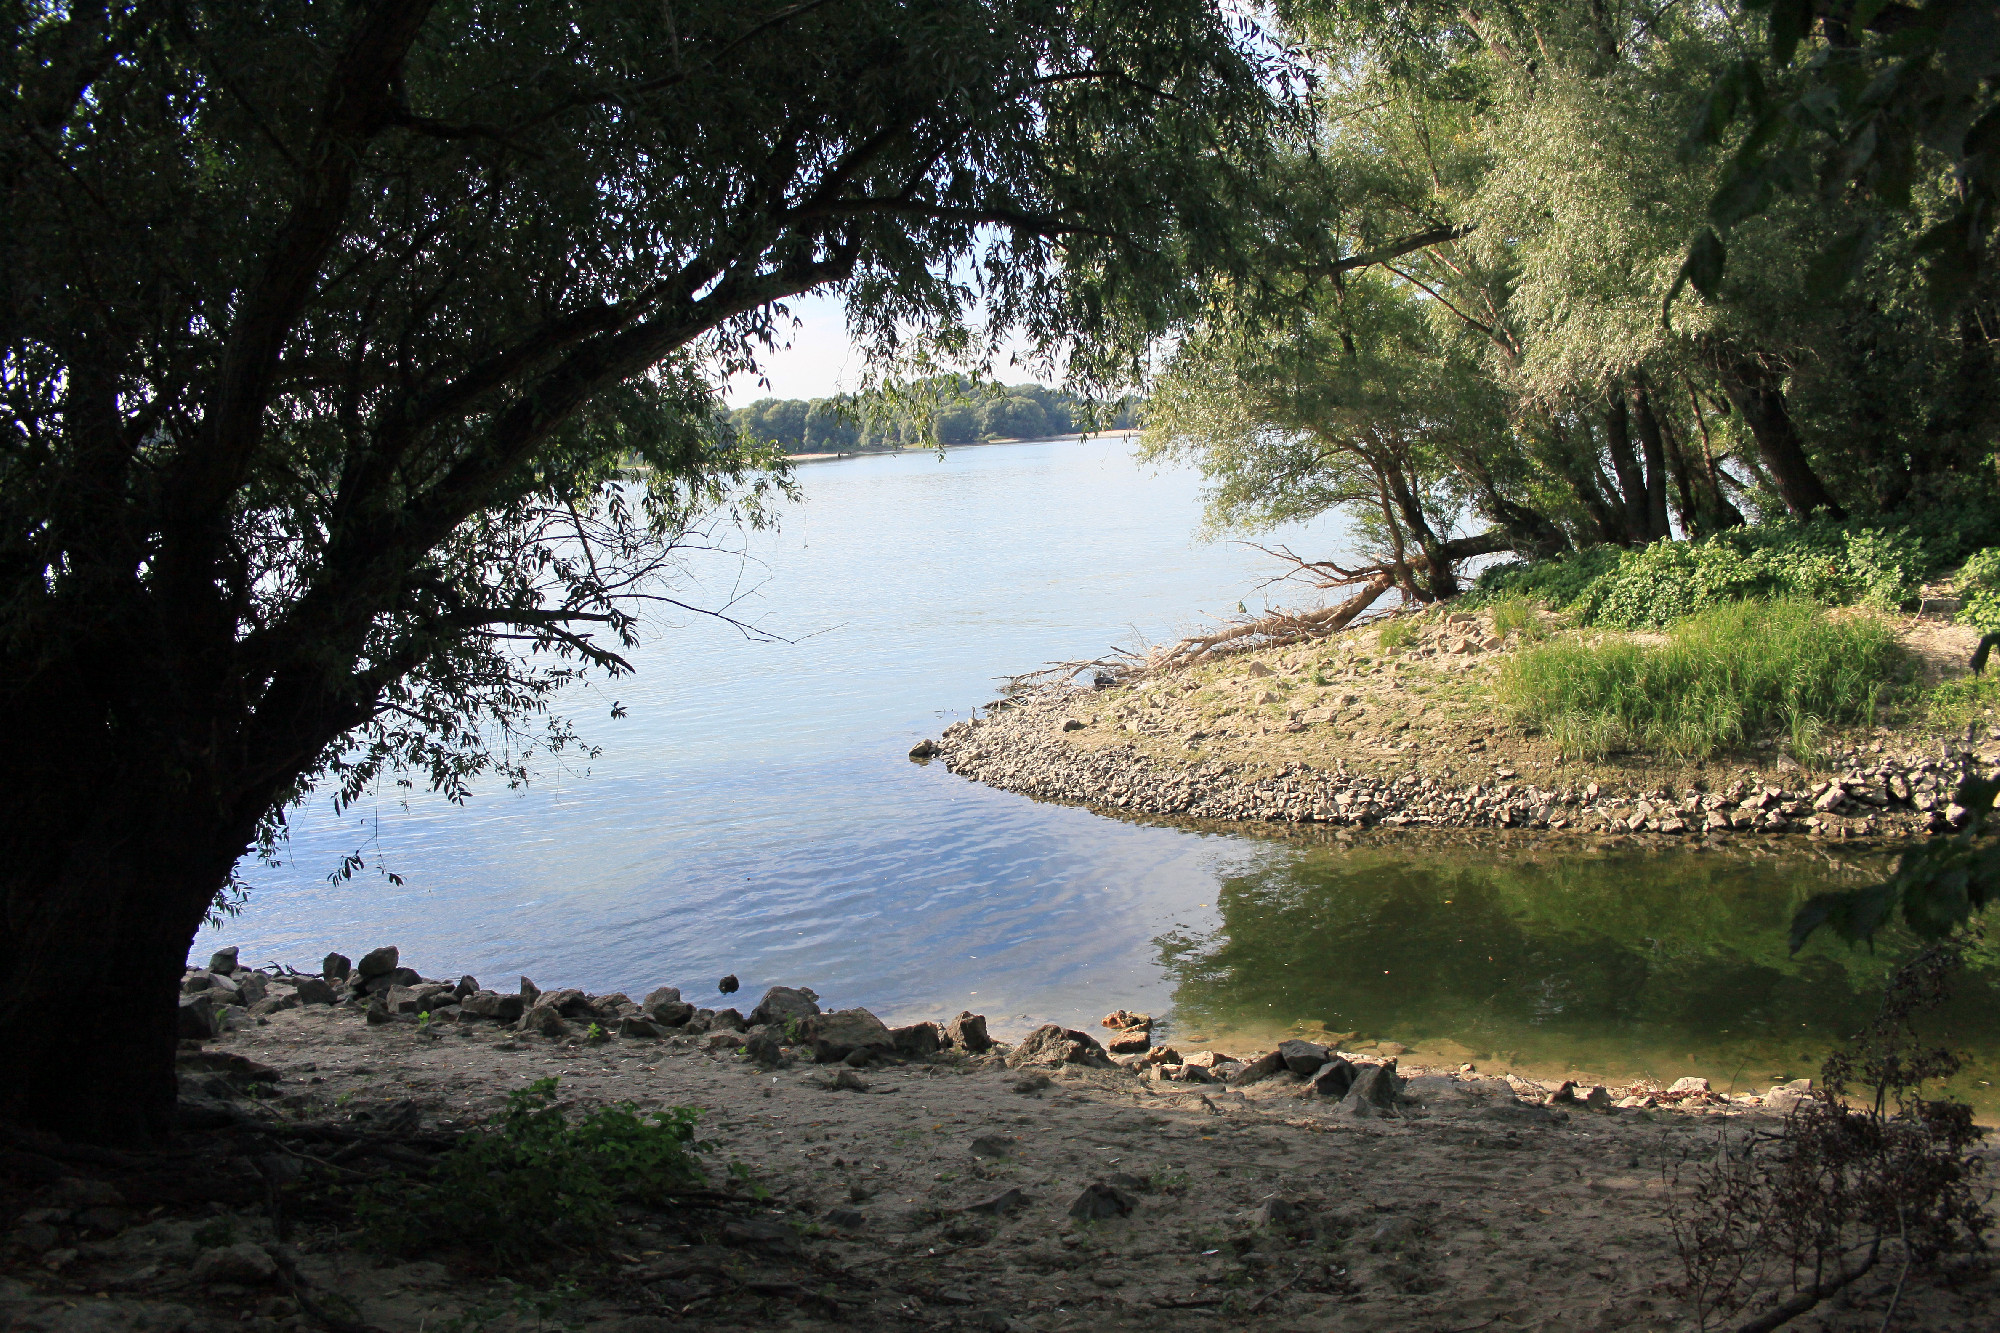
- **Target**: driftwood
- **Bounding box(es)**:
[994,531,1513,695]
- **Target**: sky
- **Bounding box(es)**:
[718,290,1054,409]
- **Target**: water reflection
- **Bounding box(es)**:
[1156,834,1999,1114]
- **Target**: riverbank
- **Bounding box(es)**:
[925,603,1995,845]
[8,951,1993,1333]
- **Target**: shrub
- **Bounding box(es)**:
[357,1077,709,1262]
[1498,599,1903,759]
[1477,522,1938,630]
[1957,547,2000,634]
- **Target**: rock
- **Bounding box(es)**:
[1227,1050,1286,1086]
[520,977,541,1001]
[1104,1026,1150,1055]
[1253,1198,1304,1227]
[944,1011,992,1052]
[891,1022,942,1057]
[909,739,939,760]
[969,1135,1013,1158]
[1246,661,1273,678]
[642,986,695,1026]
[1582,1085,1613,1110]
[177,995,220,1040]
[742,1030,784,1064]
[290,977,337,1005]
[459,991,524,1022]
[824,1070,869,1091]
[359,966,423,995]
[802,1008,895,1063]
[191,1242,276,1287]
[1375,1041,1409,1056]
[1277,1040,1330,1075]
[354,946,400,979]
[748,986,821,1027]
[519,1006,567,1037]
[1060,718,1085,732]
[520,987,593,1020]
[1668,1076,1712,1094]
[1813,785,1847,811]
[965,1188,1029,1216]
[321,952,351,982]
[207,947,239,975]
[248,993,299,1018]
[709,1007,748,1031]
[1067,1182,1136,1220]
[1010,1023,1111,1068]
[1333,1060,1401,1117]
[822,1207,867,1229]
[617,1016,663,1040]
[1100,1009,1151,1031]
[454,976,480,998]
[1310,1059,1357,1099]
[1011,1073,1054,1094]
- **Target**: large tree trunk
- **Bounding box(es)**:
[0,768,246,1143]
[1381,453,1456,600]
[1717,354,1847,521]
[1627,377,1673,541]
[1542,418,1626,544]
[1601,395,1652,544]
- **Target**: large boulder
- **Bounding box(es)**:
[891,1021,942,1057]
[177,995,220,1040]
[802,1009,894,1063]
[1010,1023,1111,1069]
[358,966,423,996]
[207,947,240,975]
[944,1011,991,1052]
[459,990,524,1022]
[641,986,694,1026]
[354,946,400,980]
[1227,1050,1286,1086]
[291,977,338,1005]
[1278,1040,1330,1075]
[1309,1058,1357,1098]
[321,952,352,982]
[1334,1060,1402,1118]
[748,986,821,1028]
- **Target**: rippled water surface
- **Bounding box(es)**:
[200,437,1998,1109]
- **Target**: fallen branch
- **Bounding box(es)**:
[1731,1238,1880,1333]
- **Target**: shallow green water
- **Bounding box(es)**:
[1155,834,2000,1117]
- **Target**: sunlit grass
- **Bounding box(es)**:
[1490,595,1550,641]
[1377,619,1417,651]
[1497,600,1904,760]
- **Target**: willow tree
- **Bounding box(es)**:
[0,0,1287,1142]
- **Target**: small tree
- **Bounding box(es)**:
[0,0,1285,1142]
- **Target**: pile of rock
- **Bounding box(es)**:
[929,685,1995,841]
[180,946,1004,1070]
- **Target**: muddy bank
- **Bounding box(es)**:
[923,607,1996,844]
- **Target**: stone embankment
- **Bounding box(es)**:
[177,944,1818,1121]
[927,685,1996,842]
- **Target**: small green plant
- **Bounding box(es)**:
[415,1009,432,1032]
[1489,596,1547,641]
[357,1077,709,1261]
[1957,547,2000,633]
[1498,599,1902,760]
[1377,620,1416,652]
[583,1021,607,1044]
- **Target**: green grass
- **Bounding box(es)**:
[1377,619,1417,652]
[1497,600,1904,761]
[1489,596,1549,641]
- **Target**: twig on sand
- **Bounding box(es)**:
[1880,1210,1912,1333]
[269,1248,392,1333]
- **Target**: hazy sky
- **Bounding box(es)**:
[719,290,1051,408]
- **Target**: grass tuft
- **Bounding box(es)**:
[1377,619,1417,652]
[1489,595,1549,641]
[1497,600,1903,760]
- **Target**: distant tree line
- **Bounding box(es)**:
[732,381,1139,454]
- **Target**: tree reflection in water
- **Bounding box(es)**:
[1154,837,2000,1114]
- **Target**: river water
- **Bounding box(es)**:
[199,436,1998,1110]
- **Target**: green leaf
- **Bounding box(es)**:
[1789,884,1898,952]
[1768,0,1814,66]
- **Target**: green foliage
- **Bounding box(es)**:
[357,1077,709,1262]
[1957,548,2000,634]
[1376,620,1418,652]
[1791,776,2000,952]
[1498,599,1902,759]
[1480,523,1939,629]
[730,380,1136,454]
[1488,597,1547,640]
